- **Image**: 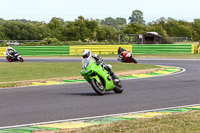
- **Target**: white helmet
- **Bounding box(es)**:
[82,49,91,59]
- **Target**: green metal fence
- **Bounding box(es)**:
[13,46,69,56]
[132,44,192,54]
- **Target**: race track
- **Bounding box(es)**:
[0,58,200,127]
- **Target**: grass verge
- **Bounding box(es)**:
[0,62,160,88]
[58,111,200,133]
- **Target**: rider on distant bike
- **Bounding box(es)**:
[117,47,137,63]
[117,47,127,62]
[82,49,119,83]
[6,46,17,57]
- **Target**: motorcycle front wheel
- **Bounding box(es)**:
[90,78,105,95]
[131,57,137,63]
[113,80,123,93]
[19,57,24,62]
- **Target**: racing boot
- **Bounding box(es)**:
[110,71,120,83]
[104,65,120,83]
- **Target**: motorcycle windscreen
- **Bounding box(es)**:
[82,58,91,69]
[125,52,131,57]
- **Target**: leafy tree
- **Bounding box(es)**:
[146,24,168,37]
[0,25,7,40]
[100,17,127,30]
[129,10,145,25]
[47,17,65,40]
[2,21,23,40]
[163,19,192,38]
[122,23,146,34]
[48,17,64,30]
[102,26,118,41]
[63,16,99,41]
[74,16,93,41]
[100,17,117,27]
[1,14,200,44]
[35,22,52,39]
[192,19,200,41]
[12,19,39,24]
[116,17,127,25]
[96,25,106,41]
[155,17,167,26]
[0,18,4,24]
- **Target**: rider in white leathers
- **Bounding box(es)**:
[82,49,119,83]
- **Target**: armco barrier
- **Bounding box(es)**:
[69,45,132,55]
[132,44,192,54]
[191,44,199,54]
[0,44,194,56]
[12,46,69,56]
[192,44,197,54]
[0,47,6,56]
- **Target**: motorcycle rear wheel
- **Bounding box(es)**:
[90,78,105,95]
[6,57,11,62]
[113,80,123,93]
[7,57,12,62]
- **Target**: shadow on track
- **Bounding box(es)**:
[66,92,114,96]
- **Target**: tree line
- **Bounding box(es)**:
[0,10,200,45]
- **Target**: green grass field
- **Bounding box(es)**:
[0,62,160,82]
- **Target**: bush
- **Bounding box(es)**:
[0,42,8,47]
[162,37,174,44]
[19,40,128,46]
[40,38,59,45]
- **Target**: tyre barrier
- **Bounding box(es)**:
[192,43,200,54]
[69,45,132,55]
[0,44,194,57]
[132,44,192,54]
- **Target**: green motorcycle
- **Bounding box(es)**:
[81,58,123,95]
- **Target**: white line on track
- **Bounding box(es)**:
[124,66,186,81]
[0,103,200,130]
[20,58,200,61]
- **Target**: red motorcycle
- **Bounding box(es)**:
[118,51,137,63]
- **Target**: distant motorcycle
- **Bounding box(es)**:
[3,51,24,62]
[118,51,137,63]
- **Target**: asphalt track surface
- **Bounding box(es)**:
[0,57,200,127]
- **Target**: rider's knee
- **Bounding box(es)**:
[104,65,111,71]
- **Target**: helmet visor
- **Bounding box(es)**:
[83,52,90,58]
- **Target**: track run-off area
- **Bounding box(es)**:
[0,58,200,128]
